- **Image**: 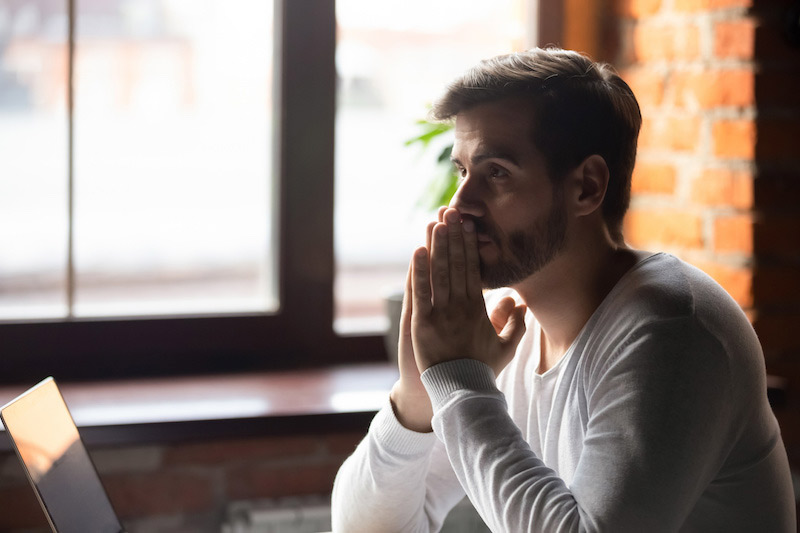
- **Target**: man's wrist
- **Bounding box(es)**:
[421,359,498,410]
[389,383,433,433]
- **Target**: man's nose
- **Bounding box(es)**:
[449,175,486,219]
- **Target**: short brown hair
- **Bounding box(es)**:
[431,48,641,241]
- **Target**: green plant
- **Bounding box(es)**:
[405,119,458,211]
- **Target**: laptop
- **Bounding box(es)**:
[1,377,126,533]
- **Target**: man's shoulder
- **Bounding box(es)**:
[595,252,755,358]
[611,252,736,322]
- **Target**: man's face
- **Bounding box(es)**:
[449,97,568,289]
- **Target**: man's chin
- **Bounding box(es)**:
[479,262,518,290]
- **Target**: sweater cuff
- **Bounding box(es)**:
[420,359,498,411]
[369,397,437,455]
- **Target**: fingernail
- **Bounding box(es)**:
[463,219,475,233]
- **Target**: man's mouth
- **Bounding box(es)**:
[468,218,492,241]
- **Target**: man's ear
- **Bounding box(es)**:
[568,154,609,217]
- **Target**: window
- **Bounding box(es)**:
[1,0,275,319]
[0,0,543,384]
[334,0,537,332]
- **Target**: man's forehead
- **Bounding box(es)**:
[452,99,536,161]
[454,99,534,138]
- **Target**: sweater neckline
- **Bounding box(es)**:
[531,252,665,379]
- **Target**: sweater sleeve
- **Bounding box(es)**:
[422,321,737,533]
[331,397,466,532]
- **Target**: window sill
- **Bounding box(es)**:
[0,363,397,451]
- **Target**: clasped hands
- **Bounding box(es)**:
[390,207,527,432]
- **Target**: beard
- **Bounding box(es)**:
[478,191,567,289]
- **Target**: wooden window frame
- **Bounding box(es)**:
[0,0,384,385]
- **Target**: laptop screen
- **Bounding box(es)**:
[1,377,124,533]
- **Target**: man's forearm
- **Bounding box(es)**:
[331,402,457,532]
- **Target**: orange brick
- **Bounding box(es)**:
[674,0,751,11]
[692,260,753,307]
[624,208,704,248]
[691,168,754,209]
[633,23,701,61]
[673,0,706,10]
[621,68,665,108]
[640,115,702,152]
[631,163,677,194]
[712,119,756,159]
[714,214,754,253]
[672,70,755,109]
[617,24,638,64]
[714,19,756,59]
[614,0,662,17]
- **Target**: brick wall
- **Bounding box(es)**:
[605,0,800,465]
[0,431,363,532]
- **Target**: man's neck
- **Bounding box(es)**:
[513,230,645,373]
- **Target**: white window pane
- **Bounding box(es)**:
[334,0,529,331]
[72,0,276,317]
[0,3,69,320]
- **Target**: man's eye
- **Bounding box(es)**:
[489,165,509,179]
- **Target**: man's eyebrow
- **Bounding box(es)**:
[450,152,521,167]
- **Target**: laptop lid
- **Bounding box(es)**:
[0,377,125,533]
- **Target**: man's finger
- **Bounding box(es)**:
[499,304,528,347]
[425,220,436,255]
[400,258,413,339]
[430,223,450,307]
[462,216,482,299]
[396,259,420,381]
[444,208,467,300]
[489,296,516,335]
[411,247,433,316]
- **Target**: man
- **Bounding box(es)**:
[331,48,796,532]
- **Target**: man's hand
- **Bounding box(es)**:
[389,259,434,432]
[388,207,448,433]
[410,208,527,376]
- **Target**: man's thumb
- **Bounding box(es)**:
[499,305,527,346]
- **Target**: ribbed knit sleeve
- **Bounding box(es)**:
[421,359,499,410]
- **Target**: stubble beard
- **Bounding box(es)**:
[479,196,568,290]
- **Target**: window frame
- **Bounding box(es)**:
[0,0,384,385]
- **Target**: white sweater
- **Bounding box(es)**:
[332,253,796,532]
